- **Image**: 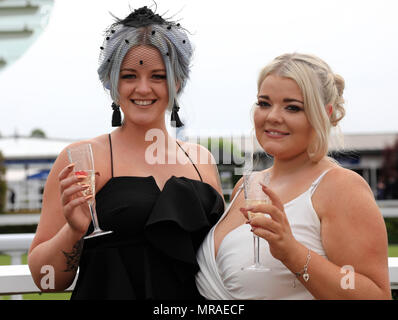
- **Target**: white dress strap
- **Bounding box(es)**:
[310,169,332,196]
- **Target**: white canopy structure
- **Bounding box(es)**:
[0,136,74,211]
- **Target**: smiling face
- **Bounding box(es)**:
[254,74,315,161]
[117,45,169,127]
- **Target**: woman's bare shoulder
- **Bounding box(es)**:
[322,166,373,195]
[314,165,377,220]
[177,140,217,169]
[85,134,110,149]
[230,177,244,200]
[46,135,110,182]
[177,140,212,159]
[177,140,223,195]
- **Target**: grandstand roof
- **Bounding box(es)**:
[0,136,74,160]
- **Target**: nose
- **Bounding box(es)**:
[135,78,152,95]
[266,105,283,124]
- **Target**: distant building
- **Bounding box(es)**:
[331,133,398,196]
[0,136,74,211]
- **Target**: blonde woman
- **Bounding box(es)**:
[196,53,391,299]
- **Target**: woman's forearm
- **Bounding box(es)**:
[28,223,84,292]
[283,242,391,300]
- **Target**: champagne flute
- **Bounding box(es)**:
[242,170,271,272]
[67,144,113,239]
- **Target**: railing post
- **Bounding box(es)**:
[4,251,24,265]
[3,251,25,300]
[0,234,34,300]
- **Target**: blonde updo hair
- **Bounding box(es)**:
[257,53,346,162]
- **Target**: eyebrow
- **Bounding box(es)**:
[258,95,304,104]
[120,68,166,73]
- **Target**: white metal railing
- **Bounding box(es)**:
[377,200,398,218]
[0,214,40,226]
[0,264,76,295]
[0,233,35,299]
[0,232,397,297]
[0,201,397,227]
[0,260,396,298]
[0,210,397,298]
[390,257,398,290]
[0,233,34,264]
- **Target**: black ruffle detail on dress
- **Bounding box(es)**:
[70,176,224,300]
[144,177,224,298]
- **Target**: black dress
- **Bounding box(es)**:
[70,135,224,300]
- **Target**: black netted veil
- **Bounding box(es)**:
[98,6,192,128]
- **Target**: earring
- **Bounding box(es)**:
[111,102,122,127]
[171,100,184,128]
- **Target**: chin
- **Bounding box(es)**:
[128,115,164,127]
[259,141,300,159]
[258,140,282,155]
[269,148,310,161]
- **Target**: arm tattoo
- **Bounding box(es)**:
[62,239,84,272]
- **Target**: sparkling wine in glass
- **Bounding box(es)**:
[242,170,271,272]
[67,144,113,239]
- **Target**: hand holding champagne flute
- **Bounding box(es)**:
[242,170,271,272]
[67,144,113,239]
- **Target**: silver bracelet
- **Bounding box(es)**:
[293,249,311,288]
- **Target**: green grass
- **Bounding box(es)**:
[1,292,72,300]
[0,254,71,300]
[389,244,398,257]
[1,246,397,300]
[0,254,10,265]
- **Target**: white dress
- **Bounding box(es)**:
[195,171,330,300]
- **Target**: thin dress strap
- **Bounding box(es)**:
[175,141,203,182]
[108,133,114,178]
[215,184,243,226]
[310,169,332,196]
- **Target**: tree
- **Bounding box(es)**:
[380,138,398,246]
[0,151,6,213]
[30,128,46,138]
[379,138,398,200]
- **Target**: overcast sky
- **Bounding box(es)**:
[0,0,397,140]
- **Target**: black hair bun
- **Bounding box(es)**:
[120,6,165,27]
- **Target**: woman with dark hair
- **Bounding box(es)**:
[28,6,224,300]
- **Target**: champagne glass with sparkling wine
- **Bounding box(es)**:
[242,170,271,272]
[67,144,113,239]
